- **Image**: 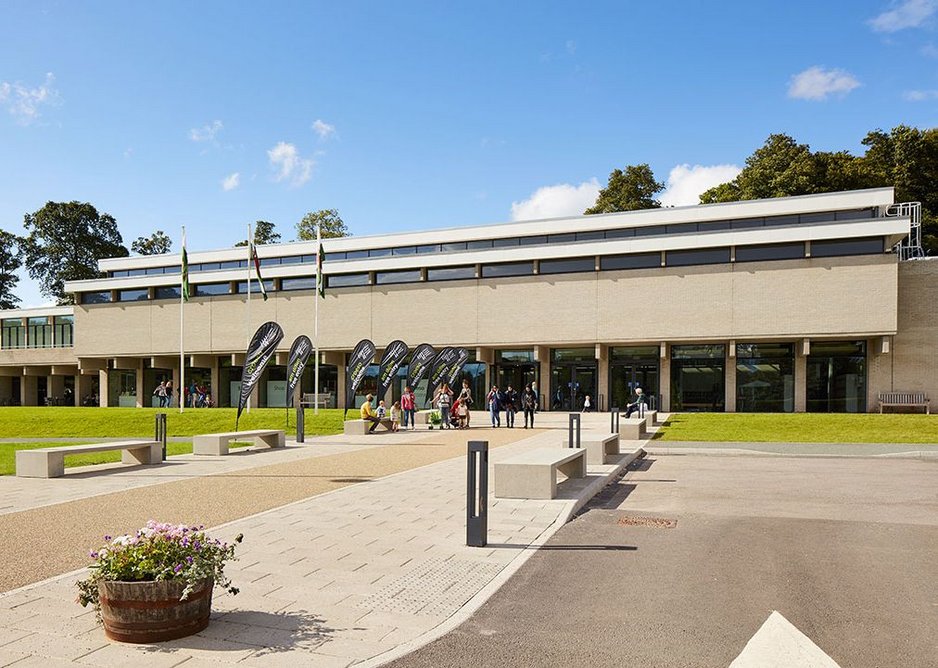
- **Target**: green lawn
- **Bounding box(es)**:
[0,407,350,438]
[654,413,938,443]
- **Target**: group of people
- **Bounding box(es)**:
[432,380,474,429]
[153,380,215,408]
[152,380,174,408]
[484,383,539,428]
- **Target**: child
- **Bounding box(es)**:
[583,395,592,413]
[390,401,401,432]
[376,399,387,419]
[457,398,469,428]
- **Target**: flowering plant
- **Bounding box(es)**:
[77,520,242,613]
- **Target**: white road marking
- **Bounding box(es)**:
[729,610,841,668]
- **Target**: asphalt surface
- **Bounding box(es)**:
[387,454,938,668]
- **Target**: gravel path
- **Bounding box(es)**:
[0,427,543,593]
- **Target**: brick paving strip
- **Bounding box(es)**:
[0,419,643,667]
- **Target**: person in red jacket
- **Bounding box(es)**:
[401,386,417,430]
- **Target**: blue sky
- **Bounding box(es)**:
[2,0,937,306]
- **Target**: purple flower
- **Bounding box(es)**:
[174,564,183,573]
[104,535,111,541]
[90,551,98,559]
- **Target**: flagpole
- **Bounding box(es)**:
[179,226,186,414]
[245,222,252,414]
[314,223,321,416]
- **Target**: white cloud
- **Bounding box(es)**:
[0,72,59,124]
[869,0,936,32]
[312,119,336,140]
[267,142,314,186]
[788,66,860,101]
[510,179,601,221]
[221,172,241,191]
[189,120,223,142]
[660,164,742,207]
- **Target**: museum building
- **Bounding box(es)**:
[1,187,936,414]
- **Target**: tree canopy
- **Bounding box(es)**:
[0,230,21,310]
[584,164,664,214]
[296,209,349,240]
[21,201,128,304]
[131,230,172,255]
[235,220,281,247]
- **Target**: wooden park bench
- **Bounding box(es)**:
[15,440,162,478]
[192,429,285,456]
[494,447,586,500]
[562,431,620,465]
[878,392,930,414]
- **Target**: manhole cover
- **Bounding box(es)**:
[616,515,677,529]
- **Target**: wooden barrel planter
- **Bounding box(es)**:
[98,578,213,643]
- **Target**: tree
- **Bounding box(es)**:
[131,230,172,255]
[0,230,21,310]
[235,220,281,247]
[21,201,129,304]
[296,209,349,240]
[584,164,664,214]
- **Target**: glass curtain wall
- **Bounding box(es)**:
[300,364,338,408]
[670,345,725,412]
[53,315,74,347]
[807,341,867,413]
[735,343,794,412]
[609,346,659,411]
[108,370,138,407]
[1,319,25,349]
[27,317,52,348]
[220,359,242,408]
[550,348,597,411]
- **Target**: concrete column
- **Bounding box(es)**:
[210,356,220,407]
[135,360,145,408]
[21,375,38,406]
[337,364,347,410]
[597,360,609,412]
[98,369,109,407]
[724,347,737,413]
[794,352,807,412]
[48,375,65,404]
[659,343,671,412]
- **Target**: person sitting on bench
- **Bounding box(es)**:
[625,387,646,418]
[360,394,382,432]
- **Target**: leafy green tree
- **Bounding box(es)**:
[131,230,172,255]
[584,164,664,214]
[235,220,281,247]
[296,209,349,240]
[0,230,22,309]
[21,201,128,304]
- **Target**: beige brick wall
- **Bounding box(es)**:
[883,259,938,402]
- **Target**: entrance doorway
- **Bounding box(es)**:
[494,350,538,399]
[670,344,726,412]
[550,348,597,411]
[609,346,659,411]
[807,341,866,413]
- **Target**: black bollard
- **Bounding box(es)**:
[296,405,305,443]
[155,413,167,460]
[610,407,620,433]
[568,413,581,448]
[467,440,488,547]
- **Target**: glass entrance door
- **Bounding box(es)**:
[550,363,597,411]
[609,346,659,411]
[806,341,866,413]
[670,344,726,412]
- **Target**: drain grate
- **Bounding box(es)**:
[359,557,504,617]
[616,515,677,529]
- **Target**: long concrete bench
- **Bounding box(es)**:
[562,431,620,465]
[619,416,647,441]
[15,440,162,478]
[495,447,587,500]
[343,419,393,435]
[192,429,285,456]
[644,409,658,429]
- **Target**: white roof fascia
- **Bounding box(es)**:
[0,305,75,319]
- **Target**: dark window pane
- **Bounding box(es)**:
[328,273,370,287]
[427,266,476,281]
[666,247,731,267]
[392,246,417,255]
[634,225,666,237]
[665,223,697,235]
[835,208,875,220]
[467,240,493,250]
[128,268,147,276]
[519,235,547,245]
[610,346,659,361]
[322,251,345,262]
[810,340,866,356]
[811,237,884,257]
[538,257,595,275]
[416,244,440,254]
[548,233,575,244]
[154,286,181,300]
[236,280,275,293]
[111,270,129,278]
[376,270,421,285]
[731,218,763,229]
[368,248,391,258]
[736,343,794,358]
[219,261,241,270]
[82,291,111,304]
[345,250,369,260]
[301,254,318,262]
[493,238,520,248]
[600,253,660,270]
[442,242,468,252]
[146,267,168,275]
[281,277,317,291]
[279,255,303,265]
[118,289,149,302]
[672,344,725,359]
[763,215,799,227]
[697,221,731,232]
[604,228,635,239]
[798,212,835,224]
[481,261,534,278]
[258,257,280,266]
[735,242,805,262]
[195,283,230,296]
[574,231,605,242]
[197,262,220,271]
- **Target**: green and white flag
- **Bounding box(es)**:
[181,229,190,302]
[316,228,325,298]
[251,242,268,301]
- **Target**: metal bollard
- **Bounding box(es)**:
[154,413,167,460]
[467,440,488,547]
[568,413,581,448]
[296,405,305,443]
[610,407,620,433]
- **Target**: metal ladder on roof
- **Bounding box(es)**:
[886,201,926,261]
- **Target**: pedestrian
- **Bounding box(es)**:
[530,380,539,412]
[376,399,387,419]
[164,380,173,407]
[390,401,401,432]
[504,384,518,427]
[486,384,501,427]
[552,388,563,410]
[401,386,416,430]
[360,393,381,433]
[153,381,167,408]
[625,387,646,418]
[583,394,592,413]
[458,379,473,427]
[457,398,469,428]
[522,383,537,428]
[436,383,453,429]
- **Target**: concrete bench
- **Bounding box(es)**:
[644,410,658,429]
[343,419,393,435]
[619,417,648,441]
[495,447,587,500]
[879,392,930,414]
[562,431,620,465]
[15,440,162,478]
[192,429,285,456]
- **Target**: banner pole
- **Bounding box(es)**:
[314,223,321,416]
[179,226,185,414]
[246,222,252,415]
